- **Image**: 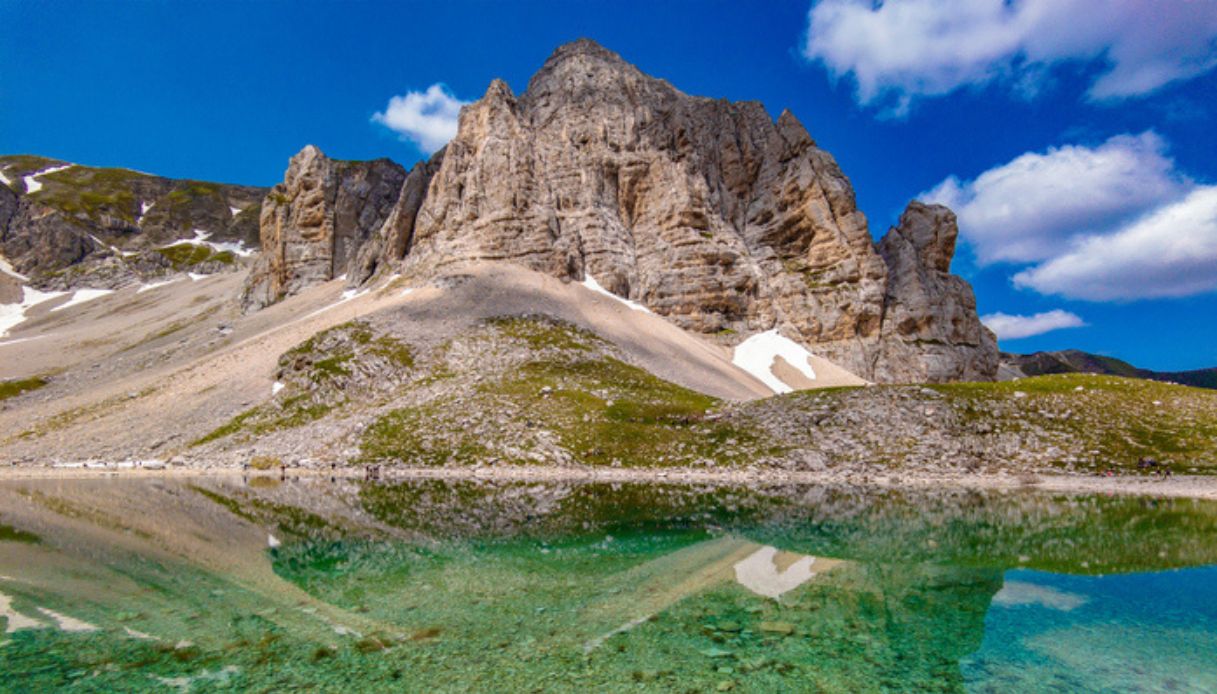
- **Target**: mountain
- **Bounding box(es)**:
[0,154,265,290]
[1002,350,1217,390]
[1,41,1213,476]
[244,39,997,383]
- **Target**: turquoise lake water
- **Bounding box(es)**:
[1,476,1215,692]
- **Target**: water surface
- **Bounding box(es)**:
[1,476,1215,692]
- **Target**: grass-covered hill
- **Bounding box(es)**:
[188,314,1217,476]
[1004,349,1217,391]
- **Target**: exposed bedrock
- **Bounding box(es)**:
[249,39,996,382]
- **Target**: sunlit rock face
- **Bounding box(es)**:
[252,40,997,382]
[241,146,406,311]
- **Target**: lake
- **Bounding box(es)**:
[1,475,1215,692]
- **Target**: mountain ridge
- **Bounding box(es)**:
[1002,349,1217,390]
[245,39,998,383]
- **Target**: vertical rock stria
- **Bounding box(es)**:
[241,146,406,310]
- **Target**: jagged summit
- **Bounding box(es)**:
[242,41,997,383]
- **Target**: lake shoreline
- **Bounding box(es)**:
[1,463,1215,500]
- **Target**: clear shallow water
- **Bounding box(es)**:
[1,477,1216,692]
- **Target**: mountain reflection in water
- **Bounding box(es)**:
[1,476,1216,692]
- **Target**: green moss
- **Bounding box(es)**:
[359,353,768,467]
[368,335,414,368]
[23,165,152,224]
[155,243,235,270]
[0,522,40,544]
[928,374,1217,474]
[192,397,335,447]
[0,376,48,401]
[0,154,62,178]
[358,405,492,466]
[486,315,603,352]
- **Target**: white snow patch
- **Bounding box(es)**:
[163,229,255,258]
[581,274,652,313]
[0,592,46,633]
[0,335,47,347]
[188,272,209,282]
[140,200,154,216]
[88,233,137,258]
[271,381,285,396]
[300,288,369,321]
[50,288,113,313]
[229,206,243,216]
[0,255,27,282]
[0,169,10,187]
[22,164,73,194]
[36,607,98,632]
[400,287,415,297]
[733,546,817,599]
[732,329,817,395]
[124,626,157,640]
[155,665,240,692]
[136,278,181,294]
[267,534,281,549]
[1,286,68,337]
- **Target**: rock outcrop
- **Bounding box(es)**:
[0,155,265,289]
[876,202,998,382]
[248,39,997,383]
[240,146,405,310]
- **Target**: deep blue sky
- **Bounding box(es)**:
[2,0,1214,370]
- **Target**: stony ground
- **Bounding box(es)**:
[187,313,1217,478]
[3,265,1215,483]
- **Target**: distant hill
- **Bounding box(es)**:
[1001,349,1217,390]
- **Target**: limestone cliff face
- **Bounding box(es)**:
[876,203,998,382]
[251,40,997,383]
[241,146,405,310]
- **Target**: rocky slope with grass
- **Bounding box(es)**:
[184,308,1217,478]
[0,261,1214,481]
[0,154,265,288]
[248,39,997,384]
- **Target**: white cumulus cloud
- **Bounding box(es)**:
[372,84,468,154]
[1013,186,1217,300]
[922,132,1188,265]
[804,0,1217,113]
[923,132,1217,302]
[981,310,1086,340]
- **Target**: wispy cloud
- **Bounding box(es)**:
[803,0,1217,114]
[981,310,1086,340]
[372,84,468,154]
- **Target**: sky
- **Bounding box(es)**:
[1,0,1215,370]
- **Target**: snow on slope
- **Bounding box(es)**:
[162,229,256,258]
[581,274,652,313]
[1,287,67,337]
[50,289,114,313]
[732,329,817,395]
[22,164,74,194]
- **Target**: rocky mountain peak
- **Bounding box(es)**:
[246,42,998,383]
